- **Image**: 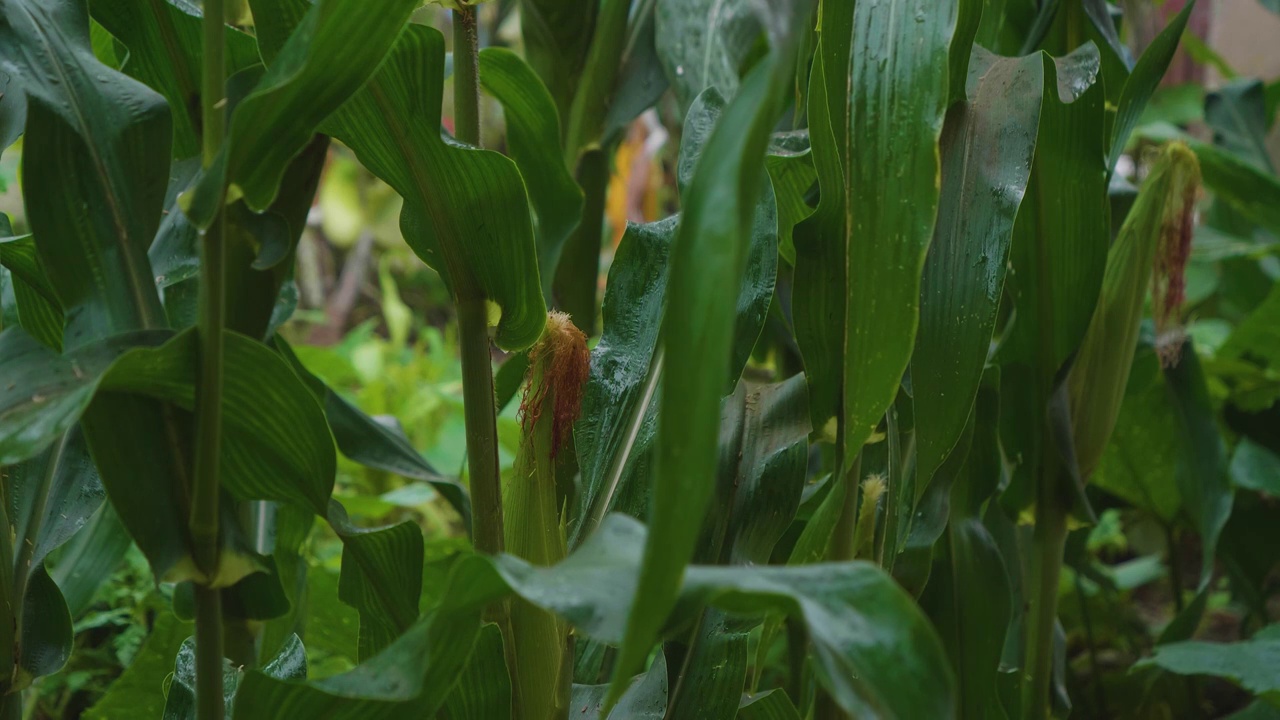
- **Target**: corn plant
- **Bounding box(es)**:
[1,0,1279,718]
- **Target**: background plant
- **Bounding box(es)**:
[0,0,1279,719]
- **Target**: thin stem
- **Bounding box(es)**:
[452,5,481,147]
[1023,491,1069,720]
[457,295,504,556]
[193,0,227,717]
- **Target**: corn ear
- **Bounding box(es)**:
[1069,142,1200,479]
[503,311,588,720]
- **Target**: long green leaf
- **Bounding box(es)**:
[1106,1,1195,173]
[998,44,1107,506]
[654,0,763,110]
[609,4,812,703]
[913,47,1045,488]
[571,89,782,543]
[794,0,958,458]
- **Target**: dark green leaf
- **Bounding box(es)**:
[306,21,546,351]
[794,0,958,455]
[518,0,597,121]
[185,0,419,228]
[6,0,172,346]
[610,3,812,700]
[89,0,261,157]
[164,634,307,719]
[1191,140,1280,239]
[332,504,423,660]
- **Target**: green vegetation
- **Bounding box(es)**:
[0,0,1279,718]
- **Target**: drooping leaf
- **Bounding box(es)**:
[765,133,816,265]
[913,47,1045,488]
[185,0,419,229]
[274,16,546,351]
[4,0,172,346]
[998,44,1107,507]
[478,47,584,299]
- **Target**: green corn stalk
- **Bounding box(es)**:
[1069,142,1201,480]
[504,311,588,720]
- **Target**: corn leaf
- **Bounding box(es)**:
[184,0,419,228]
[913,47,1045,489]
[478,48,584,300]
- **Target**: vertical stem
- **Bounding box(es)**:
[194,0,227,718]
[452,5,481,147]
[828,451,862,562]
[1023,489,1068,720]
[457,296,503,555]
[450,9,501,554]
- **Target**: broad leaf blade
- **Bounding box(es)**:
[913,48,1045,487]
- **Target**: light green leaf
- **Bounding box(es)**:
[1137,629,1280,705]
[440,623,512,720]
[478,47,584,299]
